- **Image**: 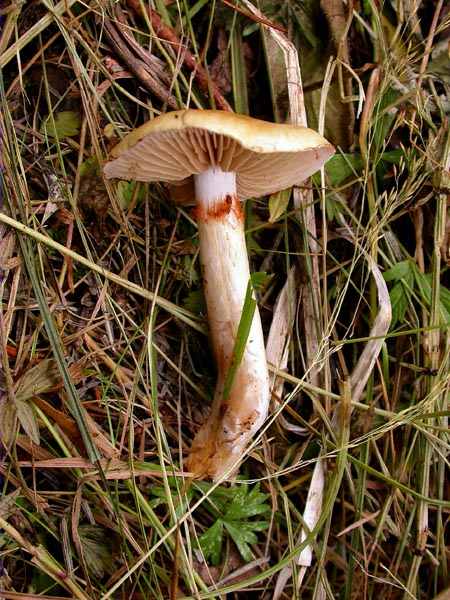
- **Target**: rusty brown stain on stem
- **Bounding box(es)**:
[194,194,243,222]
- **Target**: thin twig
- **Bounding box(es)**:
[126,0,233,111]
[103,17,178,109]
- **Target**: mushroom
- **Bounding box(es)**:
[104,110,334,480]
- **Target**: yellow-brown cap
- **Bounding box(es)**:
[104,110,334,200]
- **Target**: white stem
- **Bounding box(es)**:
[186,168,270,480]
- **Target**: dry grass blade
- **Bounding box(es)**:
[349,256,392,403]
[102,16,178,109]
[0,517,90,600]
[126,0,233,111]
[266,266,297,406]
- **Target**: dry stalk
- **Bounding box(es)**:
[103,17,178,109]
[0,0,79,69]
[125,0,233,111]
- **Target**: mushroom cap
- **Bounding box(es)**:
[104,110,334,200]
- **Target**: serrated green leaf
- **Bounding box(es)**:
[225,485,270,520]
[227,521,258,545]
[158,480,270,565]
[240,520,270,532]
[198,519,224,566]
[223,521,254,562]
[268,188,291,223]
[413,267,432,304]
[247,482,269,502]
[193,481,235,513]
[41,110,80,139]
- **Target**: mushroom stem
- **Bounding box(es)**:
[187,167,270,480]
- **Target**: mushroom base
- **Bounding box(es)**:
[187,168,270,480]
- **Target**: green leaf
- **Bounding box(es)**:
[79,156,100,178]
[182,290,206,315]
[438,283,450,315]
[223,521,254,562]
[193,481,236,513]
[383,260,413,283]
[225,485,270,520]
[383,261,414,328]
[389,282,409,327]
[250,271,271,292]
[116,181,145,210]
[198,519,224,566]
[415,270,450,324]
[268,188,291,223]
[240,520,270,532]
[222,279,257,401]
[325,194,344,222]
[380,149,404,164]
[384,261,450,328]
[372,88,400,153]
[314,147,402,189]
[156,480,270,565]
[221,485,270,562]
[41,110,80,139]
[316,154,364,187]
[413,267,432,305]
